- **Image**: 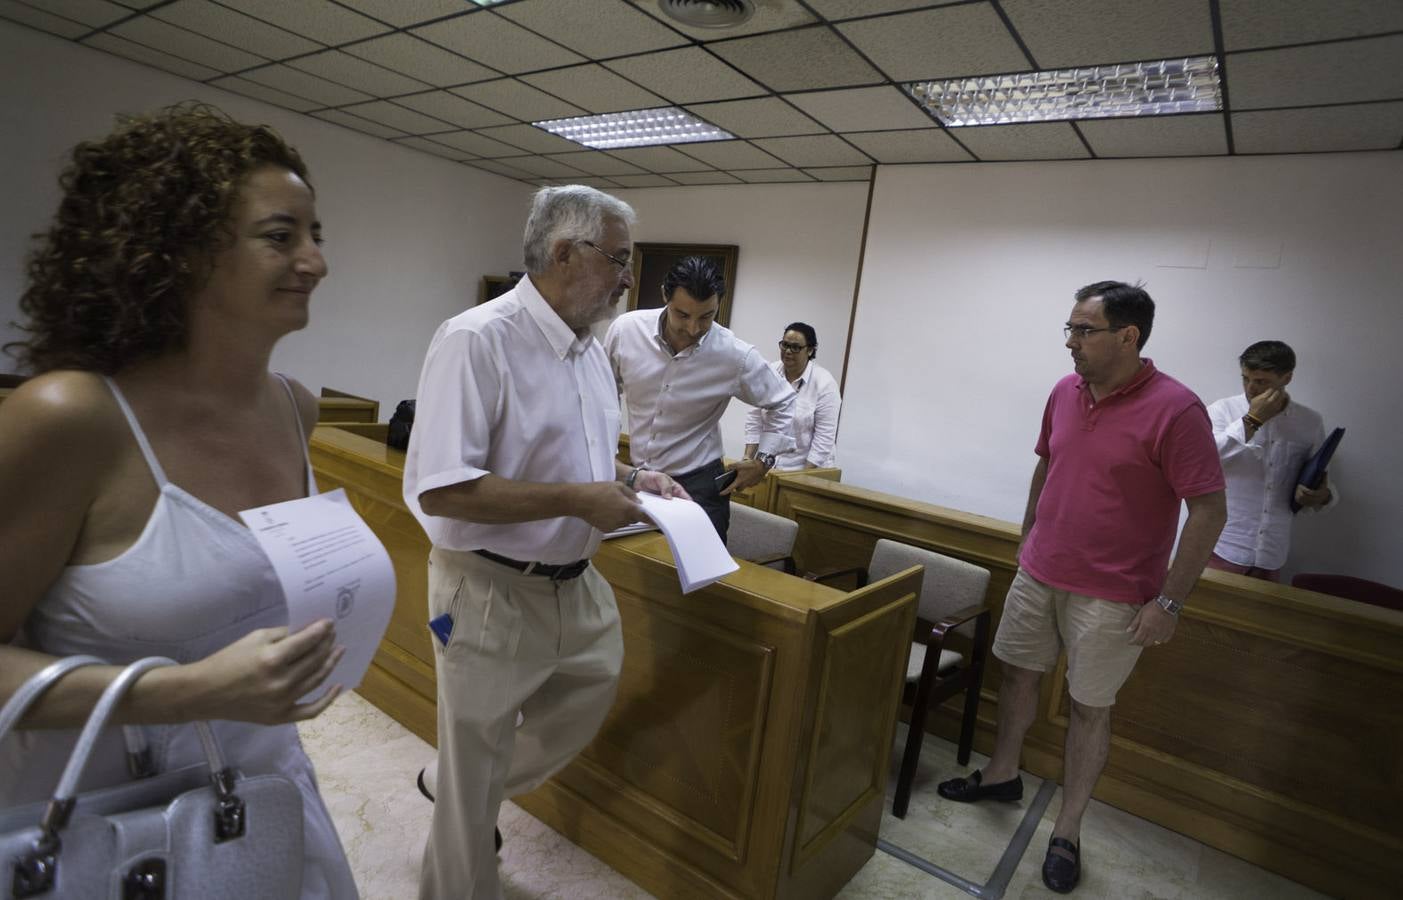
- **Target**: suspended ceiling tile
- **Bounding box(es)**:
[1227,35,1403,110]
[0,2,105,39]
[339,100,449,134]
[242,64,372,107]
[496,0,686,60]
[395,90,514,129]
[627,0,815,40]
[84,32,222,80]
[842,128,972,163]
[344,33,499,87]
[334,0,467,28]
[785,86,936,133]
[611,174,679,187]
[392,136,476,161]
[734,169,814,183]
[804,165,875,181]
[605,146,712,172]
[605,47,765,104]
[476,123,584,154]
[289,50,429,98]
[572,176,626,189]
[952,122,1090,160]
[429,130,525,158]
[543,152,645,176]
[464,157,536,179]
[521,64,666,114]
[502,154,595,178]
[1220,0,1403,52]
[1233,102,1403,154]
[22,0,126,28]
[806,0,946,19]
[154,1,319,59]
[413,11,584,75]
[110,0,164,6]
[1077,114,1228,157]
[666,171,744,185]
[838,5,1028,82]
[454,79,585,122]
[1000,0,1212,68]
[684,97,824,138]
[751,134,871,167]
[222,0,388,45]
[709,25,883,92]
[675,140,786,170]
[311,108,408,139]
[211,75,323,111]
[110,16,265,72]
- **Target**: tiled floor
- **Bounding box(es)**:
[298,693,1328,899]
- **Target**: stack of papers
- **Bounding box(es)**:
[636,493,738,593]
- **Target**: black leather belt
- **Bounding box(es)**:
[474,549,589,581]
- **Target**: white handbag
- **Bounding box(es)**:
[0,656,304,899]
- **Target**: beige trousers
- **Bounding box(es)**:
[418,548,623,900]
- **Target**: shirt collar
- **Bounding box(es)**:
[781,359,812,387]
[522,275,590,359]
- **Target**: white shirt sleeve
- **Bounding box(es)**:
[736,347,796,455]
[1209,398,1263,462]
[806,373,841,467]
[407,327,499,500]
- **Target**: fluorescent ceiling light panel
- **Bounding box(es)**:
[906,56,1222,127]
[533,107,734,149]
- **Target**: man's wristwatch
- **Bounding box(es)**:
[754,452,776,471]
[625,466,646,489]
[1153,594,1183,616]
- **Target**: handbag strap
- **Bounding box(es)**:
[0,655,106,743]
[36,658,233,842]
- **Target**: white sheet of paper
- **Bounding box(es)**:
[637,493,738,593]
[239,488,395,698]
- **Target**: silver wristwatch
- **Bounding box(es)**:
[1153,594,1183,616]
[755,452,776,471]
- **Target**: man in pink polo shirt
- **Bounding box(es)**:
[937,281,1226,894]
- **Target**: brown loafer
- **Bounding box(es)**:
[936,769,1024,803]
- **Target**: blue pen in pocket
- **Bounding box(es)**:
[428,613,454,647]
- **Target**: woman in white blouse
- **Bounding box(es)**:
[744,322,841,470]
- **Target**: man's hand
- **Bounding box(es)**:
[1248,388,1289,423]
[1295,477,1331,509]
[573,482,645,532]
[1125,602,1178,647]
[634,469,690,500]
[722,458,767,495]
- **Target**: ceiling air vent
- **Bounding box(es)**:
[658,0,756,29]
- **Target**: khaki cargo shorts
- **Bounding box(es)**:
[992,568,1145,707]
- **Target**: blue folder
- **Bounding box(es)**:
[1290,427,1344,513]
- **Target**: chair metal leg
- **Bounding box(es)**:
[956,671,982,766]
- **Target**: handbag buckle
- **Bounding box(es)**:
[11,837,58,900]
[122,858,166,900]
[211,767,246,842]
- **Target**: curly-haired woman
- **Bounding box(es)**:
[0,104,358,897]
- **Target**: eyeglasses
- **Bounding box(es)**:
[1063,324,1126,340]
[778,341,809,353]
[580,240,630,270]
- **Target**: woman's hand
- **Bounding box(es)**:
[178,620,345,724]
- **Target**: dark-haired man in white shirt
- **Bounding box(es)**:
[604,256,795,542]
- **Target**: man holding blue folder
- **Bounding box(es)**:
[1206,340,1337,581]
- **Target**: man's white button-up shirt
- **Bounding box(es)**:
[403,275,619,562]
[605,308,795,475]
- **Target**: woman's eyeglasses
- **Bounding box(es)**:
[778,341,808,353]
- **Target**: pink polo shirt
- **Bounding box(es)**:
[1019,360,1224,603]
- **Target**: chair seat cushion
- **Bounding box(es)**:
[906,642,963,681]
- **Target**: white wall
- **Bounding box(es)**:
[0,21,533,413]
[841,154,1403,584]
[611,181,870,456]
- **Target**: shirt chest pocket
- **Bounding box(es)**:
[1268,439,1312,478]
